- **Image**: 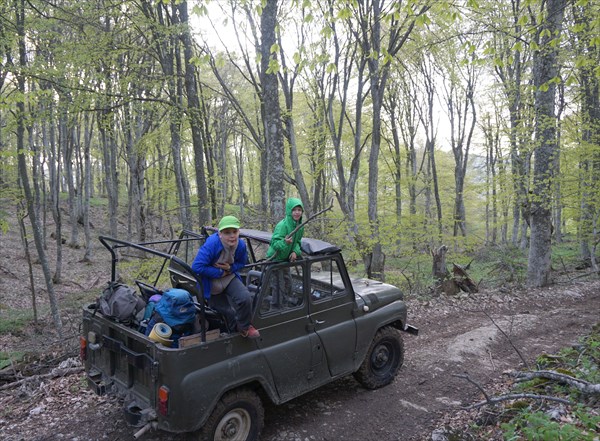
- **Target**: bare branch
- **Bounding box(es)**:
[466,392,573,410]
[453,373,491,402]
[481,311,530,370]
[513,370,600,395]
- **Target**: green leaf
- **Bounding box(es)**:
[321,26,333,38]
[565,74,577,87]
[191,5,207,17]
[512,41,523,52]
[293,52,302,65]
[266,58,280,74]
[530,41,540,51]
[270,43,280,54]
[338,7,351,20]
[517,15,529,26]
[415,14,431,26]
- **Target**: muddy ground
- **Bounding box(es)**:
[1,205,598,441]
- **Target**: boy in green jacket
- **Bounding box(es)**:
[266,197,304,309]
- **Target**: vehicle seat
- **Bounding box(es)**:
[245,269,262,311]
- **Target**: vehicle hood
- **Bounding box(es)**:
[351,277,404,311]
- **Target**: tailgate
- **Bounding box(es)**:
[82,304,158,407]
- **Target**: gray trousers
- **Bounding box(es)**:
[209,277,253,331]
[270,267,292,307]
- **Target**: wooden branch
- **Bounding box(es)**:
[514,370,600,395]
[453,374,491,402]
[285,198,334,240]
[454,372,574,410]
[0,367,83,391]
[263,199,334,263]
[482,311,530,370]
[465,392,573,409]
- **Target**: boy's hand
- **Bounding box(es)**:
[289,252,297,262]
[285,236,293,244]
[215,262,231,273]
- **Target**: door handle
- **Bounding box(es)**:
[315,320,325,325]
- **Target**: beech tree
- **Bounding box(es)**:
[347,0,431,279]
[260,0,286,221]
[527,0,566,287]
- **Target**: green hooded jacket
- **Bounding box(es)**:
[266,198,304,262]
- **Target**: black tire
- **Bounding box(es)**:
[353,326,405,390]
[196,388,264,441]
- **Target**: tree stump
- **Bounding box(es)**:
[432,245,449,281]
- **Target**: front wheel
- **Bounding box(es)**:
[353,326,405,390]
[196,388,264,441]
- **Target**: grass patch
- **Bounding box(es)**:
[0,309,35,335]
[0,350,26,370]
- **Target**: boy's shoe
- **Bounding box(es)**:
[239,325,260,339]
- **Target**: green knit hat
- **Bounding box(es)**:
[218,215,240,231]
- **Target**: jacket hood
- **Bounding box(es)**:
[285,198,303,217]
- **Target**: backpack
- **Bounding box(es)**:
[96,282,146,325]
[144,289,197,347]
[152,288,197,331]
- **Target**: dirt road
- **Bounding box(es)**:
[3,280,598,441]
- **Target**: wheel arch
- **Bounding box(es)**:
[191,378,276,432]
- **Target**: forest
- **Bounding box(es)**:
[1,0,599,334]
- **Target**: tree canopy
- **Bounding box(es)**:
[1,0,599,312]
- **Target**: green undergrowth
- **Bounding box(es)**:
[0,308,35,336]
[0,350,26,370]
[468,323,600,440]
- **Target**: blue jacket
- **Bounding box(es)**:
[191,233,248,299]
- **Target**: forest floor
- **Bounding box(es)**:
[0,202,599,441]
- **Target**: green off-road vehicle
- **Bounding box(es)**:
[80,228,418,440]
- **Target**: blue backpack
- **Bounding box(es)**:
[153,288,197,330]
[145,289,197,347]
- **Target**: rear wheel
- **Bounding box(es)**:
[197,388,264,441]
[353,326,404,389]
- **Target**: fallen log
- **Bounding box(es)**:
[0,367,83,391]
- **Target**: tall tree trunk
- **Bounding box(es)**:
[573,1,600,263]
[60,94,79,249]
[14,0,63,334]
[52,102,64,283]
[277,21,312,217]
[527,0,566,287]
[17,204,38,326]
[82,113,93,262]
[260,0,285,222]
[98,108,119,238]
[179,1,209,228]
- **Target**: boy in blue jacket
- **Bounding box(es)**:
[192,215,260,339]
